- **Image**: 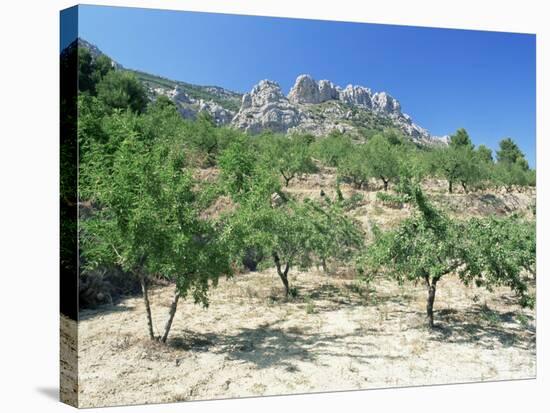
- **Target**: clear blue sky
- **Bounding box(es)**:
[67,5,536,166]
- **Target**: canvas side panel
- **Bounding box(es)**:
[60,5,79,408]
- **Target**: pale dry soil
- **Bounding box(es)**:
[77,269,535,408]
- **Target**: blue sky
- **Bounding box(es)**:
[66,5,536,166]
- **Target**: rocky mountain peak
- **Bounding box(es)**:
[372,91,401,115]
[233,80,302,134]
[339,84,373,109]
[232,74,446,145]
[287,74,402,116]
[288,74,340,104]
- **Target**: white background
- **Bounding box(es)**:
[0,0,548,411]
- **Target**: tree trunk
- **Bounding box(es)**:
[448,180,453,194]
[321,258,328,274]
[139,273,156,340]
[273,252,290,296]
[281,170,294,187]
[160,288,180,343]
[426,284,436,329]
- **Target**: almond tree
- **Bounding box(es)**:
[337,144,371,189]
[365,183,535,328]
[80,108,231,342]
[220,138,363,297]
[365,134,400,191]
[226,197,362,297]
[258,133,317,187]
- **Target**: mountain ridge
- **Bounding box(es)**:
[70,38,449,144]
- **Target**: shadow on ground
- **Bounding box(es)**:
[166,320,390,371]
[78,304,134,321]
[429,305,535,350]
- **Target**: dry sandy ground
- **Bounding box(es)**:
[77,269,535,408]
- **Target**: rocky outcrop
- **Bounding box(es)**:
[230,74,446,144]
[288,74,340,104]
[372,91,401,115]
[232,80,302,134]
[339,85,373,109]
[198,100,234,126]
[149,85,236,126]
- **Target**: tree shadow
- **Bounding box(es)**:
[429,305,535,350]
[166,321,391,371]
[78,304,133,321]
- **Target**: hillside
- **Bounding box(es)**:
[73,38,449,144]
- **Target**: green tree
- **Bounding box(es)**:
[226,197,361,297]
[365,183,535,328]
[219,135,259,199]
[261,134,317,186]
[496,138,528,168]
[493,161,530,192]
[77,47,95,94]
[312,131,353,167]
[449,128,474,149]
[337,144,371,189]
[306,198,364,273]
[431,146,467,193]
[433,129,485,193]
[96,70,148,113]
[91,54,114,86]
[77,47,114,95]
[476,144,494,163]
[365,134,400,191]
[80,111,231,343]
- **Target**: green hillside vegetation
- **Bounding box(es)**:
[129,69,242,112]
[74,47,535,341]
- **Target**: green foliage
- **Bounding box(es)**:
[432,129,491,192]
[449,128,474,149]
[311,131,353,167]
[497,138,528,168]
[79,105,233,341]
[337,143,370,189]
[223,167,363,295]
[489,138,533,191]
[80,114,232,305]
[476,144,494,163]
[365,134,400,190]
[364,183,535,327]
[460,215,535,307]
[492,161,532,191]
[96,70,148,113]
[338,192,365,210]
[304,198,365,272]
[257,133,317,186]
[77,47,114,94]
[219,135,262,199]
[376,191,410,208]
